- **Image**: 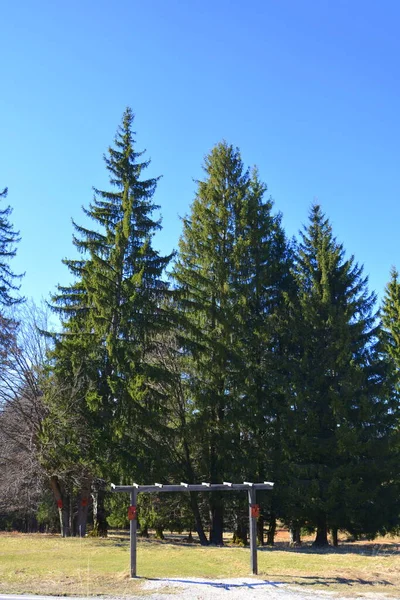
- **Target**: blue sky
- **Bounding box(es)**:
[1,0,399,307]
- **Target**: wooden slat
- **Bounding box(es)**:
[112,483,273,493]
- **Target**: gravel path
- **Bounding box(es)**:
[139,577,385,600]
[0,580,390,600]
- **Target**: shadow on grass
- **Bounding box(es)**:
[106,532,400,556]
[104,540,202,549]
[258,542,400,556]
[278,574,393,588]
[107,533,203,548]
[143,577,285,590]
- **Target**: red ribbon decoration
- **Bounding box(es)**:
[57,499,63,509]
[128,505,137,520]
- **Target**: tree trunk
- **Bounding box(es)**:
[155,526,164,540]
[209,493,223,545]
[69,493,74,536]
[92,485,108,537]
[50,475,71,537]
[289,522,301,546]
[266,514,276,546]
[189,491,208,545]
[233,513,248,546]
[257,516,265,546]
[180,432,208,545]
[313,515,329,547]
[331,527,338,547]
[77,478,91,537]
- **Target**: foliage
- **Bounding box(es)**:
[172,142,293,543]
[283,205,399,543]
[41,108,174,536]
[381,266,400,374]
[0,187,23,308]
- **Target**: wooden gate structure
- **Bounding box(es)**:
[111,481,274,577]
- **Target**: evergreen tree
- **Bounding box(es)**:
[46,108,173,530]
[0,187,23,308]
[173,142,291,544]
[173,142,248,544]
[286,204,397,545]
[381,267,400,375]
[229,168,294,543]
[379,268,400,533]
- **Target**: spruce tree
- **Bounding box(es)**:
[381,267,400,374]
[229,168,294,542]
[173,142,291,543]
[173,142,248,543]
[286,204,397,545]
[0,187,23,308]
[47,108,173,509]
[379,268,400,533]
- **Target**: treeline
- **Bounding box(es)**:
[1,108,400,546]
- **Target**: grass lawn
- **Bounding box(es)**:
[0,531,399,597]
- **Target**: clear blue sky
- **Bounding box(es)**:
[1,0,399,306]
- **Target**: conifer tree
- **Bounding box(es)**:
[0,187,23,308]
[173,142,248,543]
[379,268,400,533]
[381,267,400,374]
[46,109,173,521]
[173,142,291,544]
[286,205,397,545]
[229,168,294,542]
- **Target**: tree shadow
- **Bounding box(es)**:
[105,533,203,548]
[106,532,400,556]
[277,574,393,588]
[258,541,400,556]
[143,577,285,590]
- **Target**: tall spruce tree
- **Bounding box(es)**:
[0,187,23,308]
[47,109,173,522]
[173,142,248,544]
[286,205,397,545]
[230,168,294,543]
[173,142,291,544]
[381,267,400,375]
[380,268,400,532]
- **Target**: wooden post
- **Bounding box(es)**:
[130,490,137,578]
[248,488,258,575]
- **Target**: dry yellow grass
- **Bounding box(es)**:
[0,531,399,597]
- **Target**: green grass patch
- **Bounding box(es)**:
[0,532,399,597]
